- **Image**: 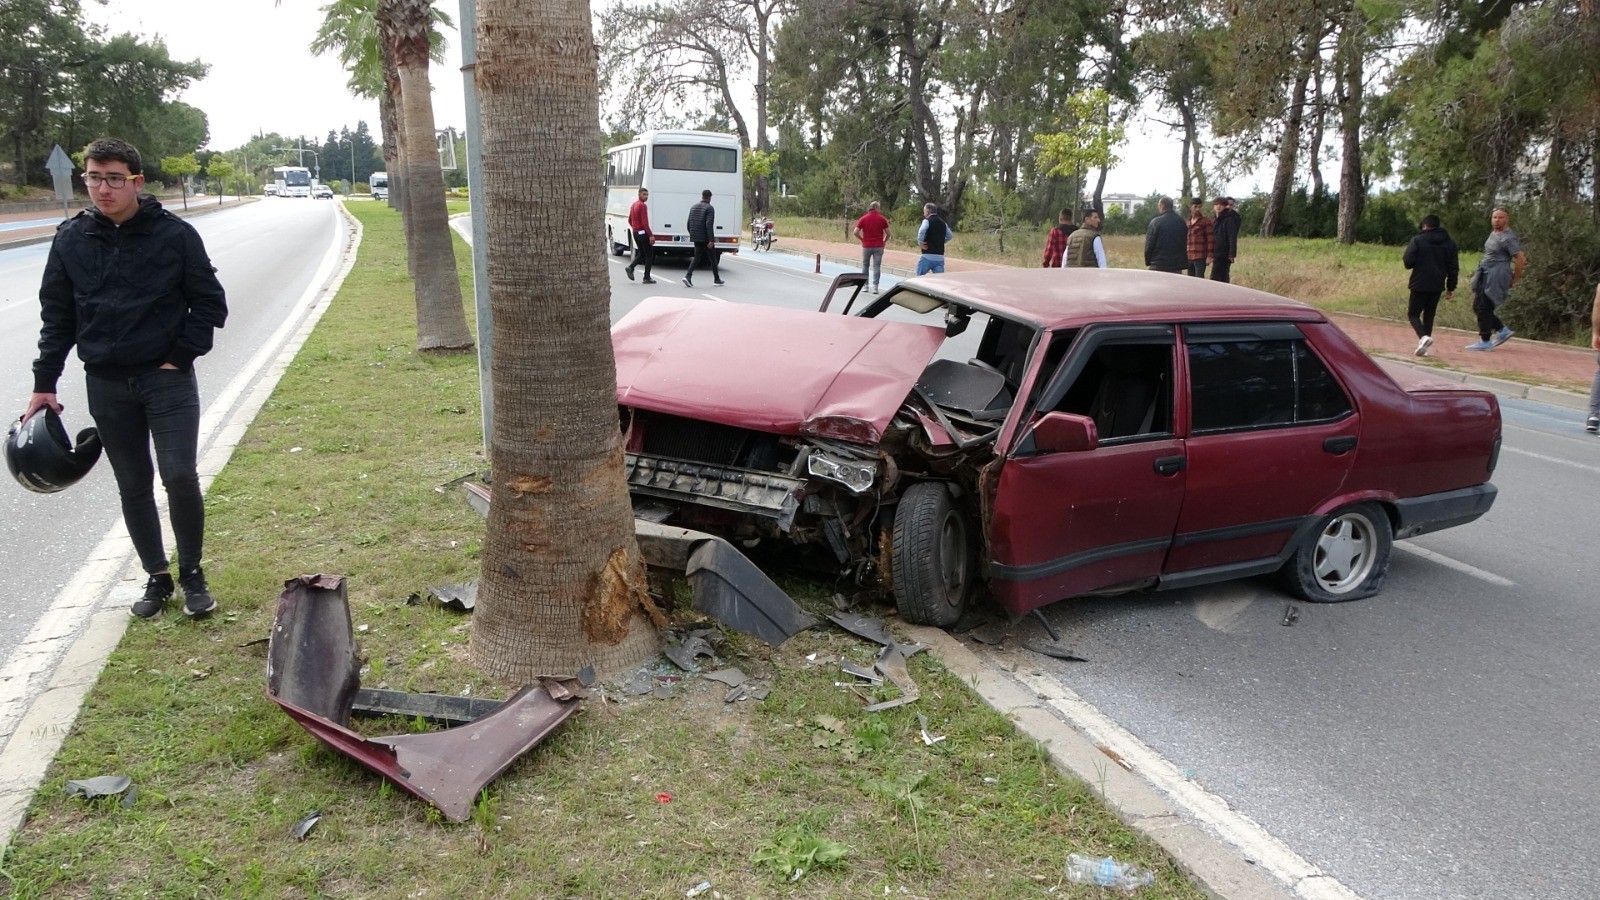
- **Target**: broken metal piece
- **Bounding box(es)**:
[839,659,883,684]
[1021,639,1089,662]
[624,672,654,696]
[863,645,920,712]
[267,574,577,823]
[662,633,717,673]
[635,520,818,645]
[968,621,1010,646]
[1031,608,1062,642]
[828,611,894,646]
[703,667,748,687]
[428,581,477,612]
[352,689,505,728]
[1282,604,1300,627]
[291,810,322,840]
[64,775,131,800]
[463,480,491,517]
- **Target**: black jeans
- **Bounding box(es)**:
[1472,290,1504,340]
[685,241,720,281]
[628,234,653,278]
[1407,290,1442,338]
[1187,259,1207,277]
[1209,257,1232,283]
[86,369,204,576]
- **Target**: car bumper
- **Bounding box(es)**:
[624,452,804,530]
[1392,483,1498,539]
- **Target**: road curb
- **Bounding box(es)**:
[898,623,1302,900]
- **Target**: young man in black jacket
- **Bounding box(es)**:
[682,189,724,287]
[1210,197,1241,283]
[23,138,229,619]
[1401,214,1460,357]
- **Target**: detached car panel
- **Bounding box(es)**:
[613,270,1501,625]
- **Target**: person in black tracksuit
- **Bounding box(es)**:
[1210,197,1241,283]
[682,190,723,287]
[24,138,229,619]
[1401,215,1459,357]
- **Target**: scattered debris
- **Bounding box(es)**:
[864,646,920,712]
[1022,638,1089,662]
[703,667,748,687]
[267,574,577,823]
[656,792,673,803]
[624,672,654,696]
[662,631,718,672]
[428,581,477,612]
[291,810,322,841]
[827,611,894,646]
[1282,604,1300,627]
[685,881,713,898]
[916,712,946,746]
[352,688,504,727]
[1097,746,1134,772]
[967,621,1011,646]
[237,636,270,649]
[64,775,130,800]
[839,659,882,685]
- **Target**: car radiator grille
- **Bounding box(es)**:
[641,414,754,468]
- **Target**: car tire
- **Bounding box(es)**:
[1282,502,1392,603]
[891,481,973,626]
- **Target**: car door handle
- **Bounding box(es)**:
[1323,435,1357,454]
[1153,455,1186,476]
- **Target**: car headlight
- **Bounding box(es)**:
[807,452,878,493]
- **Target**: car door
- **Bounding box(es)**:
[1161,322,1359,582]
[988,326,1187,616]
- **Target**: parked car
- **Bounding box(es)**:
[611,270,1501,626]
[312,184,334,199]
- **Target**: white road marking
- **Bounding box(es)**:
[1500,444,1600,475]
[1014,669,1364,900]
[1395,542,1516,586]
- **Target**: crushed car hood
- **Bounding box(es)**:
[613,297,946,444]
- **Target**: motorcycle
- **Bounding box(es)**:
[750,216,776,251]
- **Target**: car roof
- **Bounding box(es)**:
[893,269,1326,330]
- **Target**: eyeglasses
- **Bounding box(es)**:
[81,173,136,188]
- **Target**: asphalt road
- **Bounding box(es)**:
[0,198,346,673]
[597,246,1600,899]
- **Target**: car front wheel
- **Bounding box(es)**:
[1282,502,1392,602]
[891,481,973,626]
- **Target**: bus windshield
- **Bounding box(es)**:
[283,169,311,187]
[652,144,738,173]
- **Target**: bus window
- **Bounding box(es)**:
[652,145,737,173]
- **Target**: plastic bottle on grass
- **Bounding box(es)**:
[1065,853,1155,892]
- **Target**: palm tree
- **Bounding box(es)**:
[308,0,472,351]
[467,0,659,679]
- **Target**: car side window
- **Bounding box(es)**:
[1188,338,1352,433]
[1051,342,1173,442]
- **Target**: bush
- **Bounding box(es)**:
[1499,202,1600,342]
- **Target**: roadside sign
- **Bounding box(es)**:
[45,144,75,216]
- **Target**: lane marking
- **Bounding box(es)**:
[1395,542,1516,586]
[1500,444,1600,475]
[1013,669,1364,900]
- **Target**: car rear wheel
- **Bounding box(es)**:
[1282,502,1392,602]
[891,482,973,626]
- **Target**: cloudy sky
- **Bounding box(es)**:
[88,0,1249,197]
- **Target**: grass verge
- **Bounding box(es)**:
[0,202,1207,898]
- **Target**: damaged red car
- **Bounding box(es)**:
[611,269,1501,626]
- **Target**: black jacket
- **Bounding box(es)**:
[686,200,716,243]
[1212,207,1241,260]
[34,195,228,393]
[1403,227,1460,293]
[1144,210,1187,271]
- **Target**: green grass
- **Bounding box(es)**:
[0,202,1206,898]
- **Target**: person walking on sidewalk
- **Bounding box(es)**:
[1587,283,1600,433]
[1210,197,1241,283]
[1065,209,1107,268]
[1185,199,1212,277]
[1041,207,1074,268]
[854,200,891,292]
[683,189,724,287]
[624,187,656,284]
[23,137,228,619]
[1401,214,1459,357]
[1465,207,1526,350]
[917,203,953,275]
[1144,197,1187,274]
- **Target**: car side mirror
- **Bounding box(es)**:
[1029,412,1098,453]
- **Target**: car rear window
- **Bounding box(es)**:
[1187,338,1352,432]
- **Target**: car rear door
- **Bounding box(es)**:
[988,326,1187,616]
[1161,322,1360,582]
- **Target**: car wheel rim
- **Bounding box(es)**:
[1312,512,1377,594]
[938,511,969,605]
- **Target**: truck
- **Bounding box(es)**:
[370,171,388,201]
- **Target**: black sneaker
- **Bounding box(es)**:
[178,568,217,618]
[713,279,726,286]
[682,276,693,288]
[131,573,174,619]
[641,277,656,284]
[625,266,635,281]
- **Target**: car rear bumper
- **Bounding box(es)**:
[1392,482,1498,539]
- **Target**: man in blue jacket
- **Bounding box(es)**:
[23,138,229,619]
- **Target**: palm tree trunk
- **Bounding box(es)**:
[469,0,659,680]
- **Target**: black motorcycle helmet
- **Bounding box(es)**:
[6,409,102,493]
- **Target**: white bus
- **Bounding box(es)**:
[370,171,388,201]
[272,165,313,198]
[605,130,741,257]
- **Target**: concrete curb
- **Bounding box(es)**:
[899,623,1355,900]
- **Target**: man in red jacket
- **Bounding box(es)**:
[624,187,656,284]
